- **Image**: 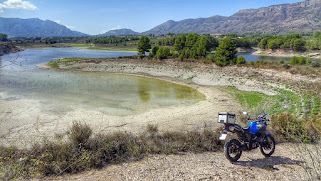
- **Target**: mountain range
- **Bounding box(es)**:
[0,17,87,37]
[144,0,321,35]
[0,0,320,37]
[99,29,139,36]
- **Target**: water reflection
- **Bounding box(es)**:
[0,48,205,115]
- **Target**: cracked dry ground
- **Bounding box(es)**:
[46,143,307,181]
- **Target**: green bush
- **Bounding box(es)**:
[280,59,285,64]
[271,113,320,143]
[249,61,254,66]
[290,56,299,65]
[283,63,291,69]
[156,47,171,60]
[236,56,246,64]
[312,61,321,67]
[290,56,309,65]
[151,46,159,56]
[208,53,215,62]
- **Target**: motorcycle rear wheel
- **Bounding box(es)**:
[224,139,242,162]
[260,135,275,157]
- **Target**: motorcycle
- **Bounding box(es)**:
[218,112,275,162]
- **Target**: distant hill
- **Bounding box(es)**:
[144,0,321,35]
[99,29,139,36]
[0,17,88,37]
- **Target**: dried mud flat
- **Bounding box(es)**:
[45,143,309,181]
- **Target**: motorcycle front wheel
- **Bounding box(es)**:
[260,135,275,157]
[224,139,242,162]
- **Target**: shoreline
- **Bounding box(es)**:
[1,60,243,147]
[3,56,321,147]
[20,44,138,53]
[252,48,321,59]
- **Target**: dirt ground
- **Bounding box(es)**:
[44,143,309,181]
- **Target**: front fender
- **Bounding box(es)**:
[266,133,271,137]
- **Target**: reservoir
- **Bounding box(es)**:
[0,48,205,116]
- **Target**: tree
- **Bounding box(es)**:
[196,36,211,57]
[185,33,200,49]
[151,46,159,56]
[292,39,305,51]
[204,34,219,50]
[314,31,321,38]
[156,47,171,60]
[0,34,8,42]
[267,40,279,50]
[258,38,268,49]
[214,37,237,66]
[173,34,186,51]
[137,36,151,56]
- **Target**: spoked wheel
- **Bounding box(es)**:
[260,135,275,157]
[224,139,242,162]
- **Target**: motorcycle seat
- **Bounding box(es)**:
[243,126,250,132]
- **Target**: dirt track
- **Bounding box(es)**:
[46,143,309,181]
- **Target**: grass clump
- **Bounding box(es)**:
[0,123,223,179]
[271,113,320,143]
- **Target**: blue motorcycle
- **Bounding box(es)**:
[218,112,275,162]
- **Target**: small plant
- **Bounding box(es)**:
[249,61,254,66]
[208,53,215,62]
[312,61,320,67]
[283,63,290,69]
[236,56,246,64]
[0,122,223,179]
[67,121,93,147]
[280,59,285,64]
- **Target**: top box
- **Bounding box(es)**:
[218,112,236,124]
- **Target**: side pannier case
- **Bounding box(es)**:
[218,112,236,124]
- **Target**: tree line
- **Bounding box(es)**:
[258,34,306,51]
[137,34,240,66]
[87,36,140,44]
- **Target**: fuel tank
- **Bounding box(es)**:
[248,122,267,134]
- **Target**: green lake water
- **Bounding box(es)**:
[0,48,205,115]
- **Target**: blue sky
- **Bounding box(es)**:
[0,0,303,35]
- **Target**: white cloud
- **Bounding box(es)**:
[110,25,121,30]
[0,0,36,13]
[54,20,61,24]
[100,29,108,34]
[65,25,75,30]
[53,20,75,30]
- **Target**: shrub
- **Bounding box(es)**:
[156,47,171,60]
[249,61,254,66]
[298,57,308,65]
[0,122,223,179]
[290,56,299,65]
[312,61,321,67]
[271,113,320,143]
[208,53,215,62]
[178,53,184,61]
[151,46,159,57]
[280,59,285,64]
[290,56,309,65]
[236,56,246,64]
[68,121,93,147]
[283,63,291,69]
